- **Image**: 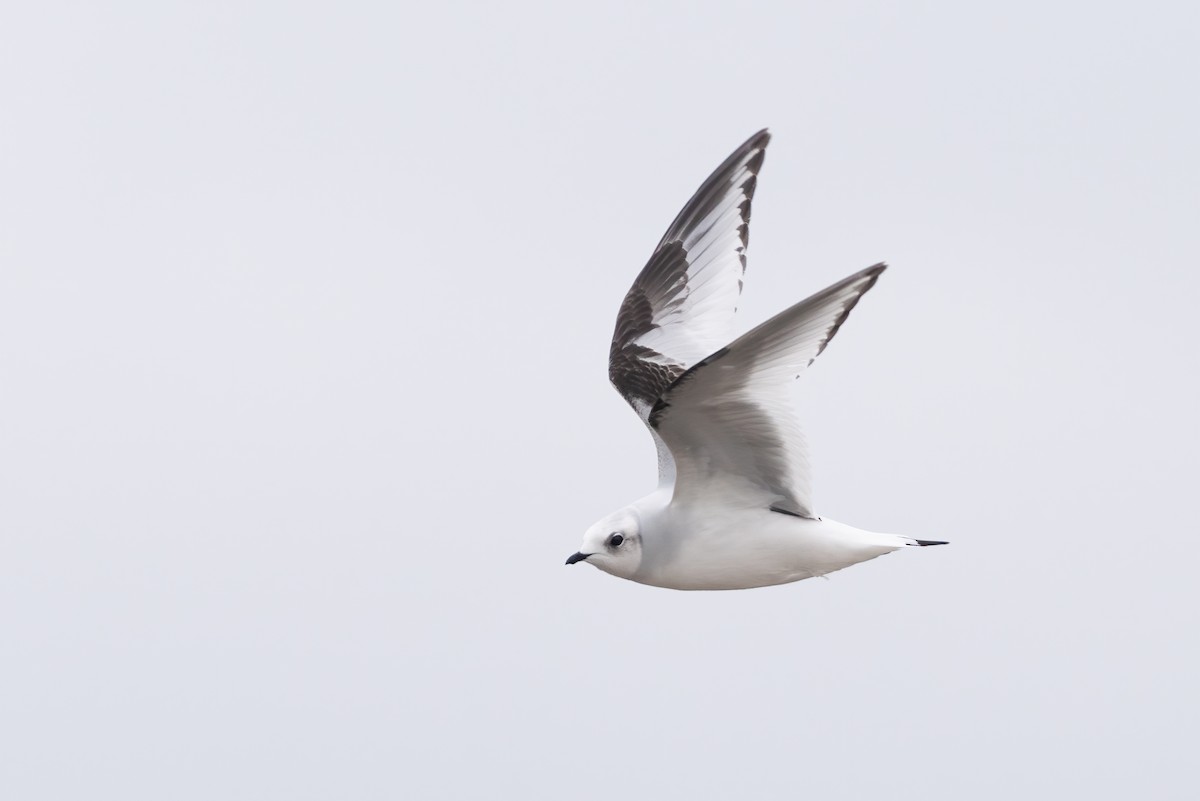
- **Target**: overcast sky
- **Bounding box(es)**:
[2,2,1198,799]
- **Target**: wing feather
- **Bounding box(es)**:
[651,264,887,516]
[609,130,771,416]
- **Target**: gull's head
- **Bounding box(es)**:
[566,507,643,579]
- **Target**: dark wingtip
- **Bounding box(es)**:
[913,539,949,547]
[860,261,888,280]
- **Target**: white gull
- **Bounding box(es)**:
[566,129,945,591]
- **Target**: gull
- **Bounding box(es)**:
[566,129,945,591]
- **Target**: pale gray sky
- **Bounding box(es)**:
[2,1,1198,799]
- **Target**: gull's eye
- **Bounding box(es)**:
[608,533,624,548]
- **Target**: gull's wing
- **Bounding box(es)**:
[650,263,887,518]
[609,129,770,420]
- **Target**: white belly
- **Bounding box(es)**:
[632,510,904,591]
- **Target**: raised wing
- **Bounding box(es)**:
[609,130,770,421]
[650,263,887,518]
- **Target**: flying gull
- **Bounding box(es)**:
[566,129,945,590]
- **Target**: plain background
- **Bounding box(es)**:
[2,1,1198,798]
